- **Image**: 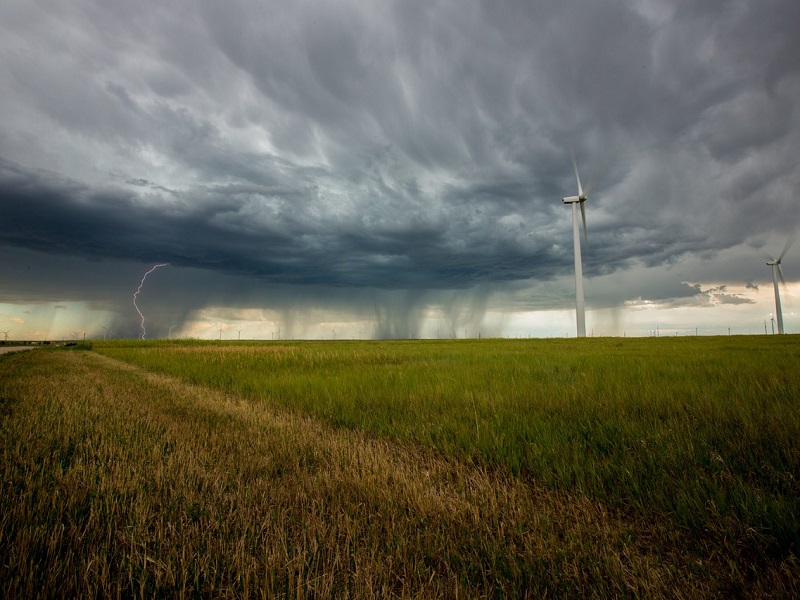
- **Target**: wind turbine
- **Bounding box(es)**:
[765,236,794,335]
[562,154,589,338]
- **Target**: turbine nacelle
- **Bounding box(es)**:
[561,194,587,204]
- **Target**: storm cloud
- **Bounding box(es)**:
[1,0,798,338]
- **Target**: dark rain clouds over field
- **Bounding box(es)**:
[1,0,799,337]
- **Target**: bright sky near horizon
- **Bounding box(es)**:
[1,0,799,340]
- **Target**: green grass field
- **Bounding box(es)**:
[2,337,799,597]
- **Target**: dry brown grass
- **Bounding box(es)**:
[1,348,797,598]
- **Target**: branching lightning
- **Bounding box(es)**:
[133,263,168,339]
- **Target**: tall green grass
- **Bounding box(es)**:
[95,336,800,559]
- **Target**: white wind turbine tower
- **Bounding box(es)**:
[766,236,794,335]
[562,154,589,338]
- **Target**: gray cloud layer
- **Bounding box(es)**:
[1,0,798,333]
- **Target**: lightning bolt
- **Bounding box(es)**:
[133,263,168,339]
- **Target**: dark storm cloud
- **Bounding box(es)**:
[0,157,563,288]
[1,0,799,313]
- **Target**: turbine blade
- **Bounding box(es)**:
[571,149,583,197]
[779,231,797,260]
[580,201,588,244]
[777,264,793,310]
[583,159,601,196]
[778,264,787,288]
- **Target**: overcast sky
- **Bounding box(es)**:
[1,0,799,340]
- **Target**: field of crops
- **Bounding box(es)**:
[2,337,799,597]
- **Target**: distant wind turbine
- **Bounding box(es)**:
[562,153,590,338]
[765,236,795,335]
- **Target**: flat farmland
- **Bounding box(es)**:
[1,337,798,597]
